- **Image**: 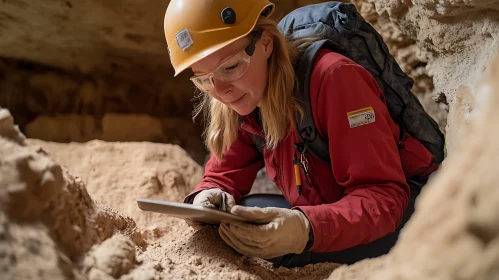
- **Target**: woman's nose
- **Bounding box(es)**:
[212,78,232,97]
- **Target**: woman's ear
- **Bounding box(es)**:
[260,30,274,59]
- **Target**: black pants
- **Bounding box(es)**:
[239,187,421,268]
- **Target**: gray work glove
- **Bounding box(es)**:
[219,206,311,259]
[187,188,235,230]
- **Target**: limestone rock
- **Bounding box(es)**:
[82,234,136,278]
[358,0,499,108]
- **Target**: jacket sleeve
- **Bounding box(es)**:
[295,62,410,252]
[184,129,264,203]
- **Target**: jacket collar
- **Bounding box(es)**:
[240,108,265,137]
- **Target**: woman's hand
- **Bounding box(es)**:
[187,188,235,230]
[192,188,235,210]
[219,206,311,259]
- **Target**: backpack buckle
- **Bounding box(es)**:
[300,126,317,143]
[300,152,309,174]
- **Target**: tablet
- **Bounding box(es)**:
[136,198,250,225]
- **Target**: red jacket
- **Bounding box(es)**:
[184,49,438,252]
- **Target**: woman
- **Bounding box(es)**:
[164,0,438,267]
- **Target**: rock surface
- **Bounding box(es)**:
[357,0,499,138]
[25,113,206,164]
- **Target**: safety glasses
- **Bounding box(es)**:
[190,31,263,93]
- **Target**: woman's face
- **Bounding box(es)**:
[190,30,274,116]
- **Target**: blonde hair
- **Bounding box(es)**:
[193,16,319,159]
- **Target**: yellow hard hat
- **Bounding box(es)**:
[164,0,275,77]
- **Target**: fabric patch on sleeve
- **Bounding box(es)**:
[347,106,375,128]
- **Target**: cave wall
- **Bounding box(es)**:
[355,0,499,154]
[0,0,332,125]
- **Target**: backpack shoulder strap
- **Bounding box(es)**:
[250,133,266,155]
[249,108,266,155]
[294,40,331,163]
[279,2,445,165]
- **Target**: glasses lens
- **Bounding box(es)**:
[215,52,250,82]
[191,75,214,92]
[189,50,251,92]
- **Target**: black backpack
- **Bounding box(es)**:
[251,1,445,166]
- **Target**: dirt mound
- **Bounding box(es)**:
[0,108,143,279]
[27,138,203,237]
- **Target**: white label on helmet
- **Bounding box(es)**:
[347,106,375,128]
[175,29,193,51]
